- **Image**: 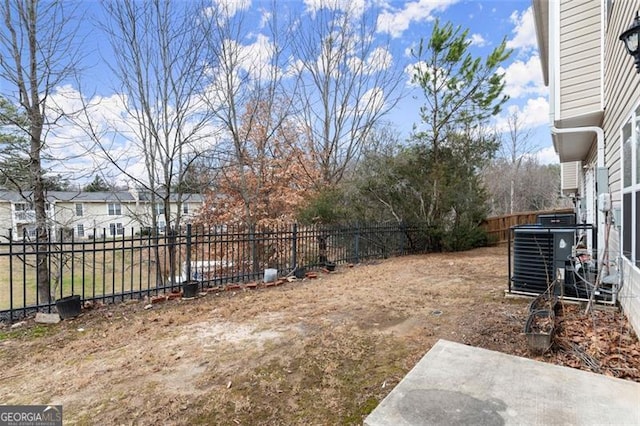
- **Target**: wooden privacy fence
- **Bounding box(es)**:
[481,208,575,243]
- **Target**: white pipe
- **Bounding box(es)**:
[550,125,604,168]
[551,125,607,281]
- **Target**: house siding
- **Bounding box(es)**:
[57,201,140,238]
[0,202,12,239]
[603,0,640,337]
[559,0,602,120]
[0,191,203,241]
[604,1,640,207]
[535,0,640,335]
[561,161,581,194]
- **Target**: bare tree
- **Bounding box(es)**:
[0,0,82,303]
[201,1,295,227]
[74,0,216,285]
[290,3,404,187]
[94,0,213,230]
[501,110,535,214]
[483,157,565,215]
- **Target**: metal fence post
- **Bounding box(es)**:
[186,224,192,282]
[354,223,360,263]
[8,229,13,322]
[292,223,298,271]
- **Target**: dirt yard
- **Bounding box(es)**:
[0,246,638,425]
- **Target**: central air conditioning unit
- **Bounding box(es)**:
[511,227,575,294]
[537,213,576,226]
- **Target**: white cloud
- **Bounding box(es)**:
[521,97,550,127]
[534,146,559,165]
[304,0,366,19]
[366,46,393,72]
[207,34,278,90]
[239,34,276,79]
[285,58,306,78]
[376,0,457,38]
[45,85,218,186]
[469,33,486,47]
[358,86,385,116]
[498,55,546,99]
[404,45,414,58]
[259,10,272,29]
[494,96,550,132]
[44,87,133,182]
[404,61,431,87]
[212,0,251,18]
[405,60,461,95]
[507,6,537,52]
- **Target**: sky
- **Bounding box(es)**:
[2,0,556,186]
[378,0,553,162]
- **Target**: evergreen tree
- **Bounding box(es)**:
[84,175,111,192]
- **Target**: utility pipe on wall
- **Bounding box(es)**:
[551,125,606,266]
[550,125,604,169]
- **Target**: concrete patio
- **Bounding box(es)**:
[365,340,640,425]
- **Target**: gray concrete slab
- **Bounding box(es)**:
[365,339,640,426]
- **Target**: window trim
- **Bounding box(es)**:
[108,203,122,216]
[109,222,124,236]
[621,106,640,269]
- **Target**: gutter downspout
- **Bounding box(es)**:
[551,125,606,265]
[550,126,604,168]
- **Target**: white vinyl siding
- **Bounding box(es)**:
[604,0,640,338]
[559,1,602,120]
[561,161,581,194]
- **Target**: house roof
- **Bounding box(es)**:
[0,190,203,204]
[135,191,204,203]
[532,0,549,87]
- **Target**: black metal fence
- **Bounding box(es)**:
[0,223,430,321]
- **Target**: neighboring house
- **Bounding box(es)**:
[533,0,640,335]
[0,189,203,241]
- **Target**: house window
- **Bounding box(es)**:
[108,203,121,215]
[183,204,189,214]
[77,223,85,237]
[14,203,34,222]
[622,106,640,268]
[155,203,165,216]
[109,223,124,236]
[75,203,84,217]
[24,226,37,238]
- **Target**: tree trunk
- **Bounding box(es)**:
[509,178,515,215]
[30,110,50,303]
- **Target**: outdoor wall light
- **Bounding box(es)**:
[620,11,640,72]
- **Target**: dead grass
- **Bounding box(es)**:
[0,245,637,425]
